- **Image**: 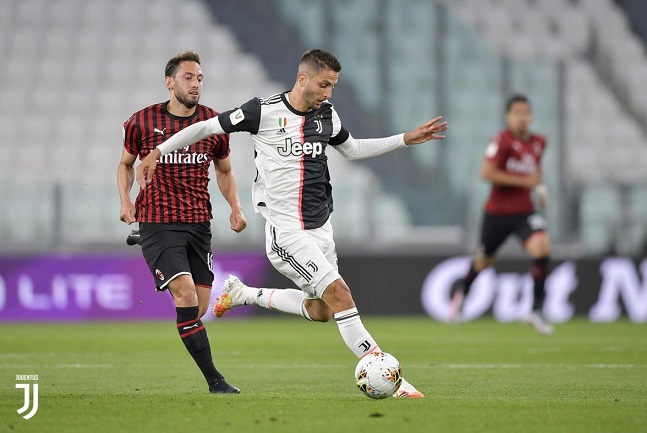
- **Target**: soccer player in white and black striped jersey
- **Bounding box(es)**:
[136,49,448,398]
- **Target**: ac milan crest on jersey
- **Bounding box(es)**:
[123,102,230,223]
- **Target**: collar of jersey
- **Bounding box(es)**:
[161,101,199,121]
[281,92,326,117]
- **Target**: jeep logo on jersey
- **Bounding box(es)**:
[277,138,323,157]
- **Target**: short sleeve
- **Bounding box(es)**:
[123,115,141,156]
[212,133,231,160]
[484,134,508,166]
[218,98,262,134]
[329,106,349,146]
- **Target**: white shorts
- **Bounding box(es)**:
[265,219,341,298]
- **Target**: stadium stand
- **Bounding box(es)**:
[1,0,646,257]
[0,0,412,250]
[435,0,647,255]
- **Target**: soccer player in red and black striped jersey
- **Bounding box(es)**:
[117,51,246,393]
[449,95,553,335]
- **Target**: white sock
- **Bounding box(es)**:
[334,307,381,358]
[254,288,310,320]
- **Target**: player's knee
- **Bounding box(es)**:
[323,280,355,311]
[527,233,551,257]
[169,277,198,305]
[535,245,550,258]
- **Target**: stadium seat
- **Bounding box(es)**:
[0,0,296,248]
[3,0,645,254]
[629,186,647,255]
[0,181,55,245]
[580,185,622,255]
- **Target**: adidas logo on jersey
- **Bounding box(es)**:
[278,138,323,157]
[276,128,287,135]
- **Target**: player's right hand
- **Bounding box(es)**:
[136,149,160,189]
[230,208,247,233]
[120,201,136,224]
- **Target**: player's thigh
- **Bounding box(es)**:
[265,222,340,299]
[516,213,551,257]
[186,223,215,288]
[478,212,515,258]
[312,219,339,272]
[167,274,198,305]
[184,223,214,315]
[141,231,191,291]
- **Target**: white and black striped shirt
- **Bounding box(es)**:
[219,92,349,230]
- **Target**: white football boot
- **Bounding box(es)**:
[523,311,554,335]
[393,378,424,399]
[213,275,254,317]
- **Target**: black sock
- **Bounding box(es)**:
[461,264,480,296]
[176,306,223,386]
[530,257,549,311]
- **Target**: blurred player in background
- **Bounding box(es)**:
[450,95,553,335]
[135,49,448,398]
[117,51,246,393]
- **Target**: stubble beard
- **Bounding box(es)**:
[175,91,199,110]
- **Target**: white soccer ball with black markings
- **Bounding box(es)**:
[354,352,402,399]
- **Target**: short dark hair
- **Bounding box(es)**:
[165,51,201,78]
[299,49,342,74]
[506,94,530,112]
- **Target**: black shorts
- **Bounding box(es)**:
[479,212,546,257]
[139,222,213,291]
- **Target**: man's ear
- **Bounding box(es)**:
[297,71,308,87]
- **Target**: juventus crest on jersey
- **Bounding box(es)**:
[218,92,350,230]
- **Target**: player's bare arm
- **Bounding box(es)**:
[136,148,160,188]
[481,159,541,189]
[214,157,247,233]
[117,148,138,224]
[403,116,448,145]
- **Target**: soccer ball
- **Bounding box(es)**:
[354,352,403,399]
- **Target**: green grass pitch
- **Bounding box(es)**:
[1,317,645,433]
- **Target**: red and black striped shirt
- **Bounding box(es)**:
[483,129,546,215]
[123,102,230,223]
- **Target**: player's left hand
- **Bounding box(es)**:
[538,192,548,209]
[403,116,448,145]
[536,184,548,209]
[136,149,161,189]
[230,208,247,233]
